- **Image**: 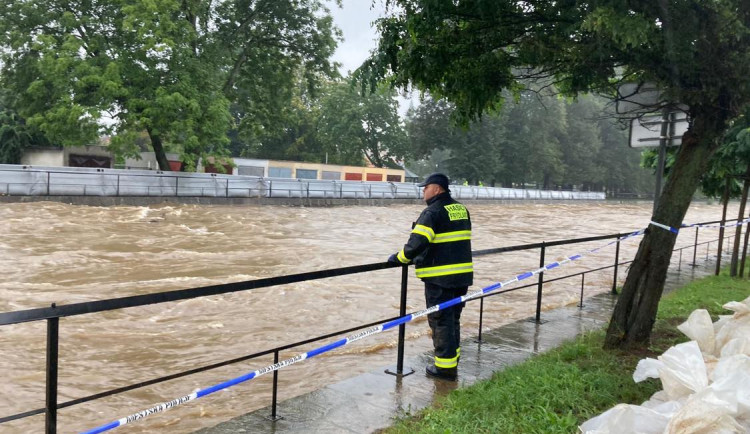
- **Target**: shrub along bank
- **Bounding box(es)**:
[385,272,750,434]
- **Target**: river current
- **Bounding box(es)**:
[0,200,739,433]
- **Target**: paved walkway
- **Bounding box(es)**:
[197,261,719,434]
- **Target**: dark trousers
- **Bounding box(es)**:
[425,282,468,368]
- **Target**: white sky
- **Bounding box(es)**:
[327,0,418,116]
[327,0,385,75]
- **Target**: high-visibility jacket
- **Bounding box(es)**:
[397,192,473,287]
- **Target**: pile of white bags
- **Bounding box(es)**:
[580,296,750,433]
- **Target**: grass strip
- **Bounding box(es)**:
[385,272,750,434]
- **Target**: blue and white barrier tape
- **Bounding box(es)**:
[80,219,745,433]
[650,220,680,233]
[649,217,750,234]
[681,217,750,230]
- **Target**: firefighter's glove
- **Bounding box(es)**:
[387,254,400,264]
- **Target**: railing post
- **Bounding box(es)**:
[612,234,621,294]
[47,172,50,195]
[678,249,683,271]
[226,179,229,197]
[175,176,179,197]
[691,227,699,266]
[706,240,710,261]
[116,174,120,197]
[45,303,59,434]
[535,242,545,323]
[578,274,585,308]
[268,350,282,421]
[386,265,414,377]
[477,297,484,342]
[396,265,408,373]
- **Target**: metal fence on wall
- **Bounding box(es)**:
[0,165,606,201]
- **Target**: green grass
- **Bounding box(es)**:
[385,272,750,434]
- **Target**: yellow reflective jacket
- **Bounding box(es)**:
[397,192,473,287]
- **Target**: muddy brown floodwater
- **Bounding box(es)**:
[0,200,738,433]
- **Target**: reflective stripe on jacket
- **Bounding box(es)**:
[397,192,473,287]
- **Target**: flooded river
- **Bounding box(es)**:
[0,200,740,433]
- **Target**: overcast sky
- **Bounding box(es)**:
[327,1,386,75]
[327,1,418,115]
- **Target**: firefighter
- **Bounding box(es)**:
[388,172,473,380]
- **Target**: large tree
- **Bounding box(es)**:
[406,97,505,184]
[0,0,339,170]
[317,80,409,167]
[0,108,50,164]
[359,0,750,348]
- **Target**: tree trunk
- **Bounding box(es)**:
[604,108,727,349]
[147,127,172,171]
[715,178,731,275]
[730,164,750,276]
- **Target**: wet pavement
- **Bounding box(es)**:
[196,258,723,434]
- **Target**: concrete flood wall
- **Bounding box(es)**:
[0,164,605,203]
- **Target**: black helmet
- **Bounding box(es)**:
[418,173,450,191]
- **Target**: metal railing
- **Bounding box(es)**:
[0,218,743,433]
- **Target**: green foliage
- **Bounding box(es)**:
[406,96,505,184]
[0,0,340,170]
[364,0,750,348]
[642,108,750,200]
[238,77,410,168]
[317,80,409,167]
[656,271,750,320]
[0,108,50,164]
[362,1,750,124]
[386,272,750,433]
[406,93,651,192]
[700,108,750,199]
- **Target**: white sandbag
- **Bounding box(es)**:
[579,403,670,434]
[737,418,750,432]
[703,354,720,380]
[658,341,709,400]
[677,309,716,355]
[710,355,750,418]
[715,315,750,355]
[664,393,744,434]
[633,357,662,383]
[723,300,750,316]
[714,315,733,335]
[720,338,750,358]
[640,390,673,408]
[642,399,683,418]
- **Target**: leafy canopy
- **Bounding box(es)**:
[0,0,340,169]
[359,0,750,126]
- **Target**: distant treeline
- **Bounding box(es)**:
[404,93,654,195]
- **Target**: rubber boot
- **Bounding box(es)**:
[425,365,457,381]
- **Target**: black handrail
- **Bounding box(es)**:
[0,217,743,432]
[0,262,393,325]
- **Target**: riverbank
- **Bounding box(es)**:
[383,270,750,434]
